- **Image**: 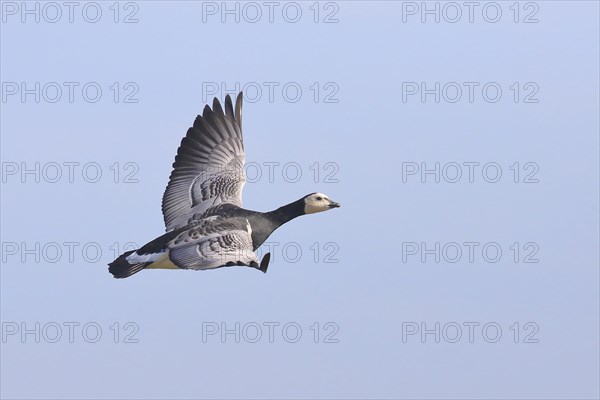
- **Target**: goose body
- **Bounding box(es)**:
[109,92,340,279]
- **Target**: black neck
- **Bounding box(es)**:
[266,198,306,228]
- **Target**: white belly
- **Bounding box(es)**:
[127,250,180,270]
[146,251,179,270]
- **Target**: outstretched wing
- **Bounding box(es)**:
[162,93,245,231]
[166,219,261,271]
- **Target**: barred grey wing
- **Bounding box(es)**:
[167,223,259,270]
[162,93,245,231]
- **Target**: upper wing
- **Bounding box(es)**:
[162,93,245,231]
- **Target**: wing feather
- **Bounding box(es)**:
[167,228,258,270]
[162,92,246,231]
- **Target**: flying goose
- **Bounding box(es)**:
[109,92,340,279]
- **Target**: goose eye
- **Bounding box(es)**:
[316,196,322,201]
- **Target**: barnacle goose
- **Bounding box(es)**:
[108,92,340,279]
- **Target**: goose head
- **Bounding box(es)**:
[303,192,341,214]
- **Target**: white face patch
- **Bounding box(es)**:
[304,192,336,214]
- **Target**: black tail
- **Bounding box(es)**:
[108,250,150,279]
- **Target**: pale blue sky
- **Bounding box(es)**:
[1,1,599,399]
